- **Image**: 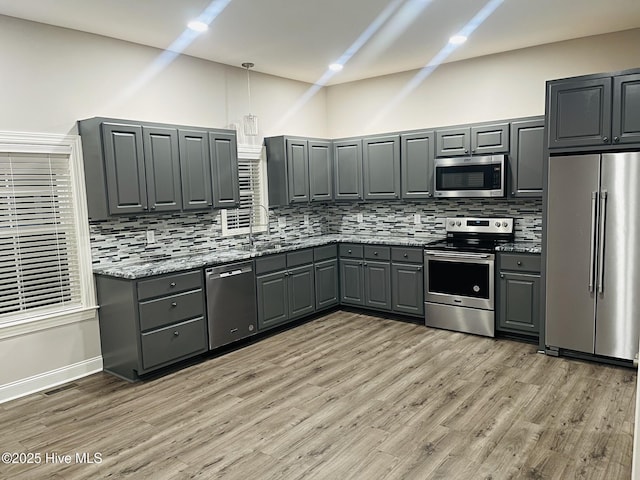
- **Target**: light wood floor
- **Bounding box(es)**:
[1,311,636,479]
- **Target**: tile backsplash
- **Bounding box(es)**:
[89,198,542,265]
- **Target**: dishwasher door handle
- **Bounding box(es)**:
[218,269,244,278]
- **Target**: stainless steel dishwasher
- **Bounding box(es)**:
[205,261,257,349]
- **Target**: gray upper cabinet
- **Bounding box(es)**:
[265,136,332,206]
[143,126,182,212]
[102,123,148,216]
[436,127,470,157]
[547,77,612,149]
[308,140,333,202]
[333,139,363,200]
[78,117,238,219]
[286,138,310,203]
[400,131,434,200]
[362,135,400,200]
[612,73,640,145]
[179,129,213,211]
[209,132,240,208]
[509,117,544,197]
[471,123,509,154]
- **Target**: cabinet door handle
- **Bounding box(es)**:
[614,136,620,143]
[417,266,422,271]
[363,263,368,267]
[174,331,180,336]
[171,302,177,307]
[603,136,609,143]
[500,274,505,278]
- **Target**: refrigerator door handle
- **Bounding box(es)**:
[589,191,598,293]
[597,190,608,294]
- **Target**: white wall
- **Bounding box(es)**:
[0,14,327,401]
[326,28,640,137]
[0,15,328,138]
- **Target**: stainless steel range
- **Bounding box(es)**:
[424,217,514,337]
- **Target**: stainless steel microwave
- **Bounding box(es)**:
[433,155,506,198]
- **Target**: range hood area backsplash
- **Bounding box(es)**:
[89,198,542,266]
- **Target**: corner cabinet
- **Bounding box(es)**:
[264,136,333,207]
[78,117,239,220]
[496,253,541,338]
[509,117,544,197]
[95,270,208,381]
[546,70,640,150]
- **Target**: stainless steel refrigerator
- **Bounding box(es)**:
[545,152,640,361]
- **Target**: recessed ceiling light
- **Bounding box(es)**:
[329,63,344,72]
[187,20,208,33]
[449,35,467,45]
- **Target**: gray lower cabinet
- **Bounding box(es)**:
[334,139,363,200]
[314,245,339,311]
[391,247,424,317]
[400,131,434,199]
[362,135,400,200]
[255,250,316,331]
[364,260,391,311]
[509,117,544,197]
[78,117,239,219]
[340,258,365,306]
[340,244,392,311]
[496,253,541,337]
[95,270,207,381]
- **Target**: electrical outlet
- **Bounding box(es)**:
[357,213,363,223]
[304,214,309,227]
[414,213,421,225]
[278,217,286,228]
[146,230,155,244]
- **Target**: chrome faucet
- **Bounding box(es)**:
[248,204,270,248]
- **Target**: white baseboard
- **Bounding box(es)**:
[0,356,103,404]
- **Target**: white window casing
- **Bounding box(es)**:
[221,144,268,236]
[0,132,96,339]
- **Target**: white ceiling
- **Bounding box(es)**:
[1,0,640,85]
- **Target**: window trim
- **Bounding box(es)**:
[221,144,268,237]
[0,131,97,338]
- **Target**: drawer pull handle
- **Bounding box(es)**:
[169,282,176,288]
[348,249,352,254]
[403,253,408,258]
[171,302,177,307]
[517,261,522,266]
[374,251,378,255]
[174,331,180,336]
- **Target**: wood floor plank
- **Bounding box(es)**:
[0,311,635,479]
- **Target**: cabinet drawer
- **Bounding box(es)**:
[391,247,423,263]
[314,244,337,261]
[255,254,286,274]
[138,289,204,332]
[499,253,541,272]
[287,248,313,267]
[364,245,390,260]
[140,317,207,370]
[339,244,364,258]
[137,270,202,301]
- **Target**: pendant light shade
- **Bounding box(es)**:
[242,62,259,136]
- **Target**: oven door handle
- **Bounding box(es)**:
[425,251,492,260]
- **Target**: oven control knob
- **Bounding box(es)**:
[449,221,455,227]
[456,221,461,227]
[495,221,500,227]
[502,221,509,227]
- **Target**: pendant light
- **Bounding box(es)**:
[242,62,259,136]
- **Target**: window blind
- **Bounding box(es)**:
[223,156,266,233]
[0,152,82,318]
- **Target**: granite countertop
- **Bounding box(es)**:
[93,234,443,279]
[93,234,541,279]
[495,242,542,254]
